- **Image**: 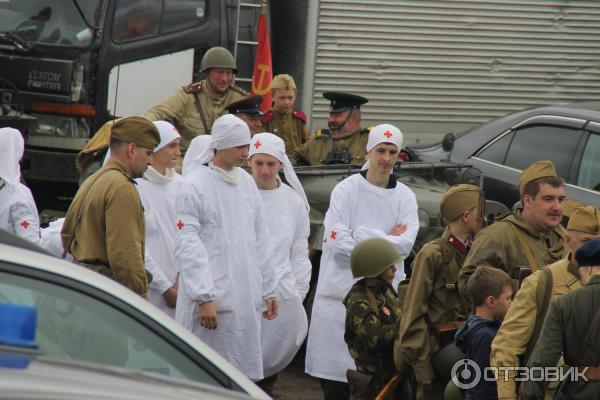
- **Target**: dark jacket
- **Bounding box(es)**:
[455,315,501,400]
[520,274,600,400]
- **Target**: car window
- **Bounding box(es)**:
[0,268,221,386]
[162,0,207,33]
[504,125,581,178]
[112,0,161,42]
[577,133,600,191]
[476,131,514,164]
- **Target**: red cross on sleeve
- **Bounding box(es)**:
[19,220,30,229]
[330,230,337,240]
[176,220,184,230]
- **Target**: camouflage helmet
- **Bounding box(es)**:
[444,379,463,400]
[351,238,402,278]
[200,47,237,74]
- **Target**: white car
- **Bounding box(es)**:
[0,234,269,400]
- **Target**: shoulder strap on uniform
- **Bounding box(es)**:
[521,267,553,365]
[192,93,211,134]
[365,285,380,315]
[183,82,203,94]
[229,84,249,96]
[260,110,274,124]
[292,109,307,122]
[505,221,538,272]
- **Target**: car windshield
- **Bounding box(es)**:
[0,0,101,47]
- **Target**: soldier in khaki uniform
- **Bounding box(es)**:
[398,184,480,400]
[289,92,370,166]
[225,95,264,135]
[260,74,310,154]
[458,160,568,296]
[491,205,600,400]
[61,116,160,296]
[143,47,248,153]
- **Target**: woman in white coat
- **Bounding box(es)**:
[135,121,182,317]
[0,128,40,245]
[248,133,311,392]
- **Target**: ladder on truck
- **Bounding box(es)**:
[231,0,266,86]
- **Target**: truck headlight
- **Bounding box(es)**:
[29,113,90,139]
[417,208,430,239]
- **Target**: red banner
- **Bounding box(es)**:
[252,12,272,111]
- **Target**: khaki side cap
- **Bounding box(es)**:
[111,116,160,149]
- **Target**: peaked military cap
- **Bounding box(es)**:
[323,92,368,113]
[575,239,600,267]
[518,160,559,195]
[225,95,263,117]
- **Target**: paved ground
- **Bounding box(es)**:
[270,349,322,400]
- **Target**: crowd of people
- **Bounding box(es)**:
[2,45,600,400]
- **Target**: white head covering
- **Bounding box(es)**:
[0,127,25,186]
[186,114,251,173]
[248,132,309,210]
[152,121,181,152]
[362,123,404,170]
[182,134,212,177]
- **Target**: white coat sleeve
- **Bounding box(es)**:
[174,182,215,304]
[291,203,311,301]
[254,199,277,300]
[322,183,357,264]
[353,189,419,258]
[10,200,41,245]
[144,247,172,293]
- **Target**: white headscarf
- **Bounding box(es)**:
[152,120,181,153]
[362,124,404,170]
[249,132,309,210]
[186,114,251,173]
[0,127,25,186]
[182,135,212,177]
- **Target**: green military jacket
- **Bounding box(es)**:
[459,211,567,296]
[142,80,247,152]
[260,108,311,154]
[288,127,369,166]
[344,277,399,396]
[398,227,470,382]
[61,159,148,295]
[521,274,600,399]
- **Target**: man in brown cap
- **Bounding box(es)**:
[289,92,370,166]
[458,160,568,296]
[491,205,600,400]
[61,116,160,296]
[398,184,480,400]
[225,95,264,135]
[260,74,311,154]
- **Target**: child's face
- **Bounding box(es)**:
[491,285,513,320]
[379,265,397,285]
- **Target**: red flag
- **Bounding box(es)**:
[252,8,272,111]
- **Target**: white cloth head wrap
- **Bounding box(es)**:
[248,132,309,210]
[152,120,181,152]
[0,127,25,186]
[362,123,404,170]
[182,134,212,177]
[186,114,251,173]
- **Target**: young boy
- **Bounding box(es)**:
[344,237,403,399]
[455,266,513,400]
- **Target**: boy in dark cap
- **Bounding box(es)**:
[521,239,600,399]
[289,91,370,166]
[226,95,264,135]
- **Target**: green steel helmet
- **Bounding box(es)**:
[444,379,463,400]
[351,238,402,278]
[200,47,237,73]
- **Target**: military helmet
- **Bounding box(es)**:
[200,47,237,74]
[444,379,463,400]
[351,238,402,278]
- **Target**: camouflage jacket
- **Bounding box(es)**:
[344,277,399,394]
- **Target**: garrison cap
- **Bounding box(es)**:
[574,239,600,267]
[271,74,296,91]
[111,116,160,149]
[440,184,480,222]
[563,199,586,219]
[225,95,263,117]
[323,91,368,113]
[518,160,559,195]
[567,206,600,234]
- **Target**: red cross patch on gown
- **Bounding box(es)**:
[20,220,30,229]
[330,230,337,240]
[176,220,184,230]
